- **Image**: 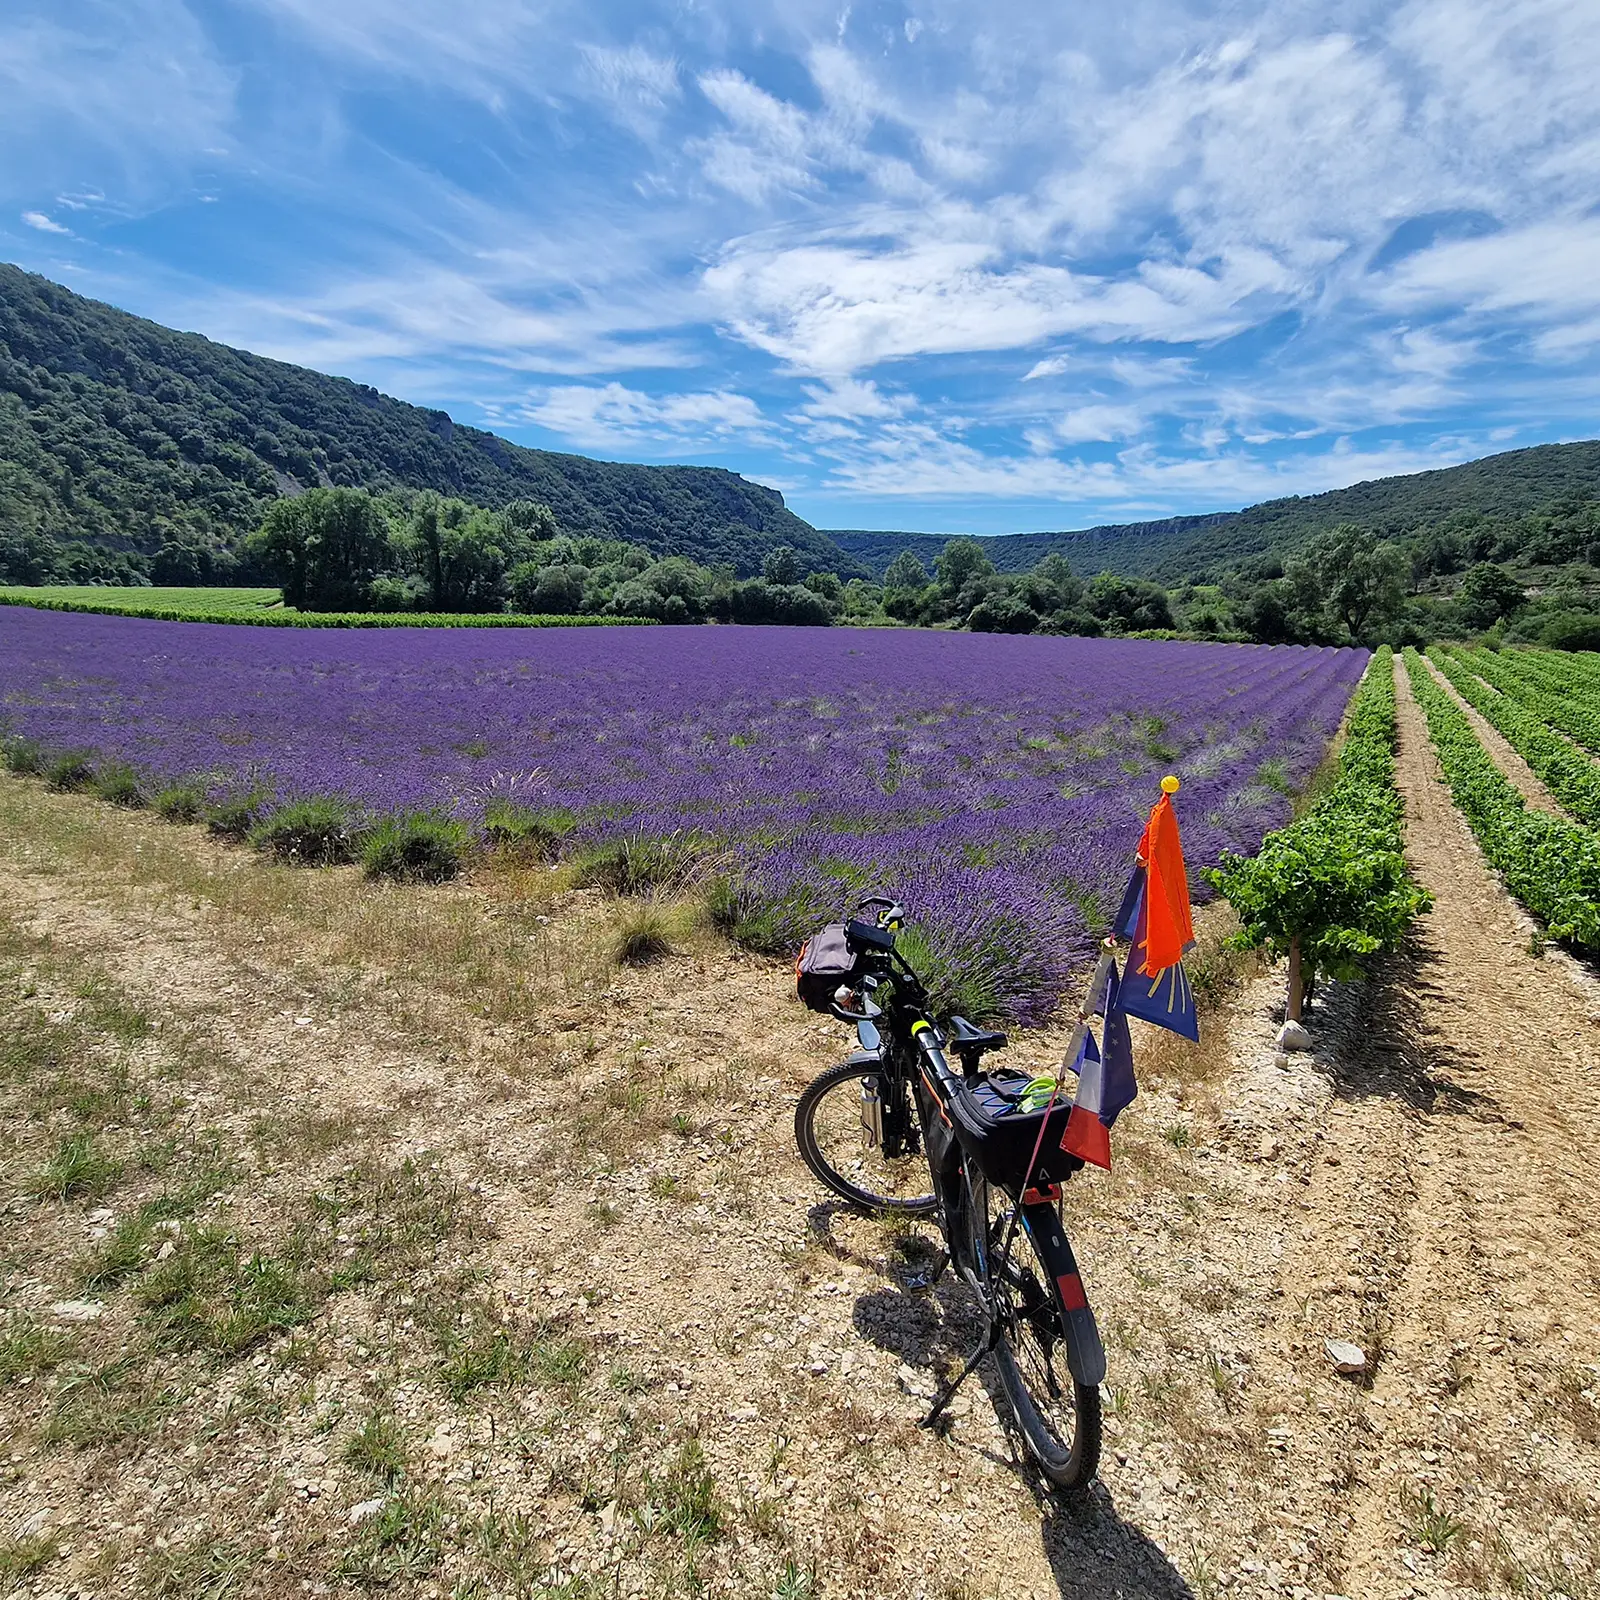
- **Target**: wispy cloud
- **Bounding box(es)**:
[508,382,774,452]
[3,0,1599,531]
[579,43,680,134]
[0,0,234,203]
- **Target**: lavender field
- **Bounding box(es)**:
[0,608,1366,1019]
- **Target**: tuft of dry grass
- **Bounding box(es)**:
[613,901,677,966]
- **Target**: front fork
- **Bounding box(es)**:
[963,1176,1107,1387]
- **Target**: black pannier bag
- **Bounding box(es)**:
[794,924,865,1013]
[946,1067,1084,1190]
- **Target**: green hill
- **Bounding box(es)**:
[828,516,1236,579]
[830,442,1600,581]
[0,263,857,580]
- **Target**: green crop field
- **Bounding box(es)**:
[0,585,285,617]
[0,587,654,628]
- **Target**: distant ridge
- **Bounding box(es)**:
[829,441,1600,580]
[0,262,860,579]
[828,515,1235,579]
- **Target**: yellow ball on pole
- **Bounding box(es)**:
[1160,774,1180,794]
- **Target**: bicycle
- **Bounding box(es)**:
[792,898,1105,1493]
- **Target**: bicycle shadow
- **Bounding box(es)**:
[809,1202,1197,1600]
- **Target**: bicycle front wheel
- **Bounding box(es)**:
[794,1061,937,1216]
[967,1176,1101,1492]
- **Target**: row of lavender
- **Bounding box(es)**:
[0,608,1367,1020]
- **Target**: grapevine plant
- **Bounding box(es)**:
[1209,648,1431,1016]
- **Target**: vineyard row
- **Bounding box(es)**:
[1403,648,1600,952]
[1428,648,1600,828]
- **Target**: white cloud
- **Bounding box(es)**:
[514,382,773,451]
[21,210,69,234]
[705,231,1298,376]
[815,424,1491,512]
[693,69,816,201]
[244,0,557,99]
[580,43,680,135]
[1378,215,1600,325]
[186,257,697,380]
[1023,355,1070,381]
[1053,404,1144,444]
[798,377,911,421]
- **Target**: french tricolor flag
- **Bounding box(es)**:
[1060,956,1138,1170]
[1061,777,1198,1169]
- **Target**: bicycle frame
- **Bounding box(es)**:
[860,983,1107,1394]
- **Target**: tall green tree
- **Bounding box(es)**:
[935,537,995,595]
[1294,523,1407,640]
[762,544,800,585]
[1456,561,1525,630]
[883,550,930,591]
[244,488,390,610]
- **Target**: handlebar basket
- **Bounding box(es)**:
[794,924,867,1014]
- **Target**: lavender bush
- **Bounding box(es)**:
[0,609,1366,1022]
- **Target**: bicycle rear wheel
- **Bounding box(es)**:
[967,1176,1101,1492]
[794,1061,937,1216]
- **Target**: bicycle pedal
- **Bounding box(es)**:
[906,1249,949,1292]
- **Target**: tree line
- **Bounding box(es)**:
[12,474,1600,648]
[243,487,840,625]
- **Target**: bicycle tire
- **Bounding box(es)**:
[967,1175,1101,1492]
[794,1061,938,1216]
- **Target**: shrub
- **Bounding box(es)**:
[967,594,1040,634]
[153,780,207,823]
[482,800,576,860]
[573,831,709,896]
[1209,649,1431,1000]
[205,792,266,841]
[1539,611,1600,653]
[251,796,364,865]
[2,734,44,775]
[701,873,745,933]
[613,903,675,965]
[93,762,146,808]
[363,814,469,883]
[45,750,97,791]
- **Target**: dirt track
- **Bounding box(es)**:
[1418,654,1572,819]
[2,661,1599,1599]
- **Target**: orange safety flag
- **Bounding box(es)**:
[1130,779,1193,977]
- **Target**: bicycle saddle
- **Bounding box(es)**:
[946,1014,1008,1070]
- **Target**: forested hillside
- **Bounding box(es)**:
[830,515,1236,579]
[830,443,1600,582]
[0,264,855,583]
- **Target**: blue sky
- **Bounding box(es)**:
[3,0,1598,535]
